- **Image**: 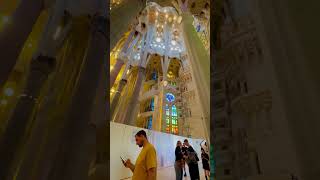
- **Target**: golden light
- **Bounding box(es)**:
[111,89,115,93]
[110,65,114,70]
[163,81,168,86]
[0,99,8,106]
[156,11,159,16]
[126,69,130,74]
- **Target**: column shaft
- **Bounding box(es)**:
[110,59,124,87]
[182,12,210,140]
[0,55,55,180]
[0,0,43,89]
[110,79,127,118]
[47,15,107,180]
[124,67,146,126]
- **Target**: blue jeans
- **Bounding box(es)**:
[175,161,183,180]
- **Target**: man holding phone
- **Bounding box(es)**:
[122,130,157,180]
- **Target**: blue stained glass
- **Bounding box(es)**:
[147,116,152,129]
[151,98,154,111]
[166,93,175,102]
[152,72,157,80]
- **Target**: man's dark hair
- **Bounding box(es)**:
[136,130,147,138]
[184,139,188,143]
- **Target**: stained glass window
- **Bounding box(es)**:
[151,70,157,80]
[166,104,169,115]
[171,105,178,134]
[172,105,177,116]
[147,116,152,130]
[166,93,175,102]
[166,104,170,133]
[151,98,154,111]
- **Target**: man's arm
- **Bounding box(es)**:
[146,147,157,180]
[124,159,135,173]
[147,167,156,180]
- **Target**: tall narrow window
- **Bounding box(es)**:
[147,116,152,130]
[166,104,170,133]
[151,98,154,111]
[171,105,178,134]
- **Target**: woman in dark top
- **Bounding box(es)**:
[184,139,200,180]
[182,143,188,177]
[175,141,183,180]
[201,148,210,180]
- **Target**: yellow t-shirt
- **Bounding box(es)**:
[132,142,157,180]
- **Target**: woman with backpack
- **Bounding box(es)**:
[183,139,200,180]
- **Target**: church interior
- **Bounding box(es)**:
[0,0,319,180]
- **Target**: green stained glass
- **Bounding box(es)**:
[172,105,177,116]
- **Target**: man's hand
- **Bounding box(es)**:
[124,159,131,168]
[147,167,156,180]
[124,159,135,172]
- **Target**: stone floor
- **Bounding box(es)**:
[157,163,206,180]
[123,163,206,180]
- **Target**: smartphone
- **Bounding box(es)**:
[120,156,125,165]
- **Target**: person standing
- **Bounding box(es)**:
[201,148,210,180]
[175,141,183,180]
[183,139,200,180]
[182,142,188,177]
[123,130,157,180]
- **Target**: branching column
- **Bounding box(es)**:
[0,0,44,89]
[0,55,55,180]
[110,0,145,49]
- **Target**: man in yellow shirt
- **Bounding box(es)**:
[124,130,157,180]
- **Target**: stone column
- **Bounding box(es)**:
[0,0,44,90]
[110,58,125,87]
[110,0,145,49]
[88,63,108,180]
[47,15,107,180]
[110,79,127,118]
[0,55,55,180]
[152,95,159,131]
[181,12,210,141]
[124,66,146,126]
[161,84,167,132]
[121,30,136,54]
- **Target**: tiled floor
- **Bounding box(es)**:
[157,163,206,180]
